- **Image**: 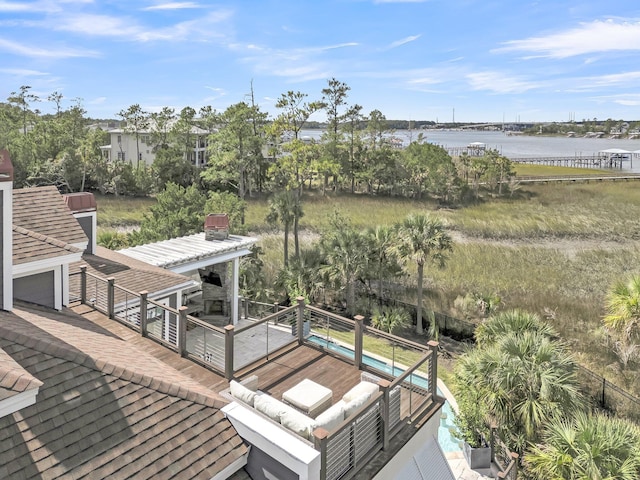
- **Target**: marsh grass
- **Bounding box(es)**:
[95,180,640,394]
[95,194,155,229]
[514,164,613,176]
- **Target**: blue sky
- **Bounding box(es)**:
[2,1,640,123]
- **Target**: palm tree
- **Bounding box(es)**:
[370,305,410,335]
[475,309,556,347]
[364,225,402,305]
[276,247,324,304]
[391,214,452,335]
[266,190,301,267]
[320,226,368,316]
[455,326,584,452]
[604,275,640,345]
[526,411,640,480]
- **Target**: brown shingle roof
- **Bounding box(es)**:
[13,186,88,247]
[70,246,196,300]
[0,304,246,480]
[0,346,42,401]
[13,225,82,265]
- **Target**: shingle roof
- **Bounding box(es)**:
[13,225,82,265]
[70,246,197,299]
[0,304,247,480]
[0,346,42,401]
[13,186,88,247]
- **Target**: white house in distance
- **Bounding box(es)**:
[100,124,210,168]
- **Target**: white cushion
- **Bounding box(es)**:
[344,393,371,418]
[280,406,316,438]
[282,379,332,413]
[342,381,379,403]
[229,380,257,407]
[315,400,345,431]
[254,394,290,422]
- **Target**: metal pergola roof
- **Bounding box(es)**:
[118,233,257,274]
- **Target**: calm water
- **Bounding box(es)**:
[301,129,640,173]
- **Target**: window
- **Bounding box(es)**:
[117,135,121,144]
[117,152,126,161]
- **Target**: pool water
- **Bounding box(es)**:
[307,334,462,453]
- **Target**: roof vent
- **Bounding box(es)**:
[204,214,229,241]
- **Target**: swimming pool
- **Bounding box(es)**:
[307,334,462,453]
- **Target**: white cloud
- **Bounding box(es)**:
[142,2,201,11]
[374,0,428,3]
[466,71,540,94]
[386,34,421,50]
[496,19,640,58]
[0,37,98,58]
[588,71,640,86]
[591,93,640,106]
[0,67,49,76]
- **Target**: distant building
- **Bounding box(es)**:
[101,124,210,168]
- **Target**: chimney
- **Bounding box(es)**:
[63,192,97,254]
[0,150,13,311]
[204,214,229,241]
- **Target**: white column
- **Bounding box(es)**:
[1,182,12,311]
[62,263,69,306]
[54,266,63,310]
[231,257,240,325]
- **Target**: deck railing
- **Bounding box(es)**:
[74,271,440,479]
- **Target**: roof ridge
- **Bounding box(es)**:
[13,225,81,253]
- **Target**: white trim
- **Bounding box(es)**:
[12,252,82,276]
[0,387,40,419]
[231,257,239,325]
[168,248,253,274]
[1,182,12,311]
[62,263,69,306]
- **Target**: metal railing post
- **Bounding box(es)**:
[178,306,188,356]
[80,265,87,304]
[107,277,115,319]
[427,340,438,399]
[224,325,235,379]
[354,315,365,369]
[139,291,148,336]
[296,296,305,344]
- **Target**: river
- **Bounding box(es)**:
[300,129,640,172]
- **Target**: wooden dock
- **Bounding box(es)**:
[512,173,640,184]
[511,155,630,169]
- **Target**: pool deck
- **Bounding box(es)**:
[438,379,496,480]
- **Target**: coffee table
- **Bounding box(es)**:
[282,379,333,417]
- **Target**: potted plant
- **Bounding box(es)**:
[453,396,492,469]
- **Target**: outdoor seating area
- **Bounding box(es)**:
[225,372,389,442]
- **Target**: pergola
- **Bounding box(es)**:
[119,233,257,324]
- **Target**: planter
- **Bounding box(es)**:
[462,441,491,469]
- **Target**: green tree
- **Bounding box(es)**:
[391,214,452,335]
[266,190,300,267]
[475,309,554,346]
[364,225,402,304]
[202,102,266,220]
[455,316,584,452]
[117,104,149,169]
[275,247,324,304]
[370,305,410,334]
[320,78,350,193]
[205,190,247,234]
[603,276,640,366]
[526,411,640,480]
[131,183,206,244]
[320,213,368,316]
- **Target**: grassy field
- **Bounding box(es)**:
[93,173,640,392]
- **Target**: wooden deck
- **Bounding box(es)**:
[70,303,366,404]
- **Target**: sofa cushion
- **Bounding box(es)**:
[344,392,372,417]
[254,394,290,422]
[315,400,345,431]
[280,405,317,438]
[230,380,257,407]
[342,381,379,403]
